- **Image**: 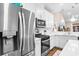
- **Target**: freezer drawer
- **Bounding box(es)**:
[8,50,21,56]
[3,38,14,54]
[2,50,21,56]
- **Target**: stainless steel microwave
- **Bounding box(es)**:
[36,18,46,28]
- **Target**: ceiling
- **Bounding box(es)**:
[44,3,79,23]
[24,3,79,23]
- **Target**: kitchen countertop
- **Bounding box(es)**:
[47,32,79,37]
[59,40,79,56]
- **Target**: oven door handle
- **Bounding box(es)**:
[42,39,50,43]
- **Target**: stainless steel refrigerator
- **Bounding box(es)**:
[0,3,20,56]
[18,8,35,56]
[0,3,35,56]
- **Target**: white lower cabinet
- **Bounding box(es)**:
[50,35,78,49]
[35,38,41,56]
[50,36,55,50]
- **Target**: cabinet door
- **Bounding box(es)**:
[50,36,55,49]
[54,36,67,48]
[3,4,18,36]
[35,38,41,56]
[58,37,67,48]
[50,36,68,49]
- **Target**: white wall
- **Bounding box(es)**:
[43,10,54,35]
[35,8,54,35]
[23,3,54,35]
[54,12,65,31]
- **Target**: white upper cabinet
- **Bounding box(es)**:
[35,9,54,28]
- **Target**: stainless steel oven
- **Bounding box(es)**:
[35,34,50,56]
[41,36,50,56]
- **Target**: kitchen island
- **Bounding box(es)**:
[59,40,79,56]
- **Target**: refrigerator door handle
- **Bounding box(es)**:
[22,13,26,50]
[19,11,23,52]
